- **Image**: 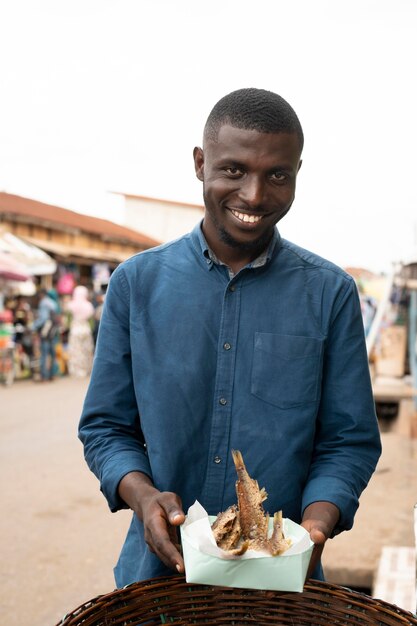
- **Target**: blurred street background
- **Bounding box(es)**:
[1,376,130,626]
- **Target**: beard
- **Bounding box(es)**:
[203,189,281,255]
[217,222,274,254]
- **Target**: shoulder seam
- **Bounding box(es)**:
[281,239,354,283]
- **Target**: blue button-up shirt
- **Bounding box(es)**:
[79,222,381,587]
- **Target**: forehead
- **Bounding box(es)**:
[204,124,302,165]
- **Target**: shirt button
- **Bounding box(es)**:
[219,397,227,405]
[223,342,231,350]
[214,456,221,464]
[229,285,236,292]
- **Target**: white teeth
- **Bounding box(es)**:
[231,210,263,224]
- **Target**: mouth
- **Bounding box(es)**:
[229,209,265,224]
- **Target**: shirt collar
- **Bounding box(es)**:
[192,220,280,276]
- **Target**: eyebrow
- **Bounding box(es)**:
[215,159,296,173]
[269,164,294,171]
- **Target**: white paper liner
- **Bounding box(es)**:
[182,500,313,560]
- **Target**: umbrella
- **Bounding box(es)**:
[0,250,30,282]
[0,229,57,276]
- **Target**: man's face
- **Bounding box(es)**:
[194,124,302,256]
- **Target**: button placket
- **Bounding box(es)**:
[202,280,241,511]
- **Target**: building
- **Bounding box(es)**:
[119,193,204,243]
[0,191,159,290]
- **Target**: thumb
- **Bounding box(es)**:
[169,510,185,525]
[162,501,185,525]
[156,492,185,526]
[309,527,327,546]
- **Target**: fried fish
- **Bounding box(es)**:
[232,449,269,550]
[210,450,291,557]
[211,504,249,555]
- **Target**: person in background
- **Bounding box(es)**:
[79,88,381,588]
[66,285,94,378]
[32,288,58,382]
[92,291,105,347]
[13,295,31,337]
[9,295,33,379]
[46,288,61,315]
[13,295,33,357]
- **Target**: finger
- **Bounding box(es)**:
[165,505,185,525]
[168,524,181,546]
[309,528,327,546]
[151,532,184,572]
[306,543,324,580]
[157,493,185,525]
[301,521,327,543]
[146,513,184,572]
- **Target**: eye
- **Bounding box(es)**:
[271,171,287,182]
[224,166,243,177]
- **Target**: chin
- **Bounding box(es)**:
[219,226,273,253]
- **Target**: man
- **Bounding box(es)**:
[79,88,381,587]
[32,288,58,381]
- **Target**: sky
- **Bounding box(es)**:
[0,0,416,273]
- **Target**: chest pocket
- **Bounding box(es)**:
[251,333,324,409]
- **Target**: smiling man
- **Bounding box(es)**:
[195,114,302,273]
[79,88,381,588]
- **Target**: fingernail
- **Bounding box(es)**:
[176,563,182,572]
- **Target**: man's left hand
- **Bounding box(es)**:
[301,501,340,579]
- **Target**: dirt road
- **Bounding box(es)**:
[1,377,130,626]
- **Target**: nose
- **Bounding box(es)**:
[239,175,265,210]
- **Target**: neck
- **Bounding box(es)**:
[202,226,271,275]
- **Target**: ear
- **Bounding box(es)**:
[297,159,303,172]
[193,146,204,181]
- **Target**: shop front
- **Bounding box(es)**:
[0,229,58,383]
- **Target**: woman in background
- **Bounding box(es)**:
[67,285,94,378]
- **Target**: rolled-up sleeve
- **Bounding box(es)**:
[78,264,152,512]
[301,279,382,532]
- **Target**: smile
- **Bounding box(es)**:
[230,209,263,224]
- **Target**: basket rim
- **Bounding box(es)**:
[56,575,417,626]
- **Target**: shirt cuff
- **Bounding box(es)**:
[100,450,152,513]
[301,476,358,535]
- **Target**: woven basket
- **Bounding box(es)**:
[57,575,417,625]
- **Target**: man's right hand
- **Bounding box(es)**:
[118,471,185,573]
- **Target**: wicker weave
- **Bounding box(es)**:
[57,575,417,625]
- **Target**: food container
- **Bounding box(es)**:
[180,501,314,592]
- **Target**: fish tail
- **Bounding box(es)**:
[231,449,244,470]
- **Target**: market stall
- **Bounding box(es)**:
[0,229,57,381]
[0,252,29,385]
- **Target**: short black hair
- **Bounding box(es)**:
[204,88,304,151]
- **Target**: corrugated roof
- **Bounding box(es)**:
[0,192,160,248]
[23,236,133,264]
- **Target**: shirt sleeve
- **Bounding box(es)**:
[301,278,382,533]
[78,264,152,512]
